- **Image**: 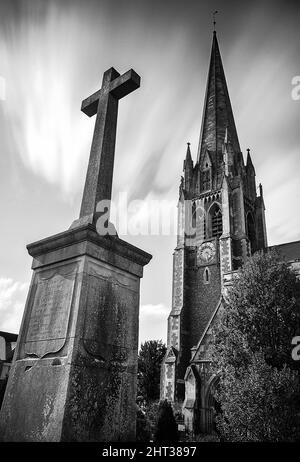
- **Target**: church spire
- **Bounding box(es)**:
[197,32,241,165]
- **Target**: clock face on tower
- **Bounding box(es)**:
[197,241,216,264]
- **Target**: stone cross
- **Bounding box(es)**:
[79,67,140,223]
[0,66,151,443]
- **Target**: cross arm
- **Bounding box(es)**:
[81,68,140,117]
[109,69,140,100]
[81,89,101,117]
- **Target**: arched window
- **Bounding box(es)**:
[247,212,256,253]
[208,203,223,238]
[203,267,210,284]
[192,201,196,231]
[201,161,211,192]
[185,201,196,240]
[203,214,207,240]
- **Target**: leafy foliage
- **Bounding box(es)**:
[138,340,166,402]
[136,407,151,442]
[214,352,299,441]
[144,400,160,437]
[153,400,178,443]
[211,250,300,441]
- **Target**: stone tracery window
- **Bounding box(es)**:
[202,169,211,191]
[208,203,223,238]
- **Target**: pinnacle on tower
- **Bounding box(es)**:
[183,142,193,170]
[183,142,193,192]
[246,148,255,174]
[185,142,193,164]
[246,147,251,162]
[259,183,264,197]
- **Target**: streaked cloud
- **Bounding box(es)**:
[0,76,5,101]
[0,1,199,202]
[0,278,28,333]
[0,0,299,341]
[1,0,299,247]
[139,303,169,345]
[0,3,93,197]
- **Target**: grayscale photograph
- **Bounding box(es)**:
[0,0,299,452]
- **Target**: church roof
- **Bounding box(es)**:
[190,296,224,363]
[0,331,18,342]
[269,240,300,262]
[197,32,241,165]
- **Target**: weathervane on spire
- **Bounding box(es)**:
[213,10,218,31]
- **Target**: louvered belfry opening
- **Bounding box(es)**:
[211,204,223,238]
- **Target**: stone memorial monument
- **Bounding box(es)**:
[0,67,152,441]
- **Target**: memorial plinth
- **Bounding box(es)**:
[0,66,151,441]
[0,225,151,441]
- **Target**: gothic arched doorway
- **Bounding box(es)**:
[204,376,221,434]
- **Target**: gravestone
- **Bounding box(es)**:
[0,67,151,441]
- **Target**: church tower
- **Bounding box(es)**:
[160,31,268,434]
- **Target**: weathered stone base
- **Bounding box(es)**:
[0,224,151,442]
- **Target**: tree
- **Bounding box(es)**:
[211,250,300,441]
[136,407,151,442]
[154,400,178,443]
[138,340,166,402]
[214,352,299,441]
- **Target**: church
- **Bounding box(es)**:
[160,30,300,435]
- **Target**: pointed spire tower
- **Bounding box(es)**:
[197,31,240,168]
[161,27,268,425]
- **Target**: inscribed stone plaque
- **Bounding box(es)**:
[25,272,75,357]
[83,268,138,363]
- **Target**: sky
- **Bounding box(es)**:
[0,0,299,345]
